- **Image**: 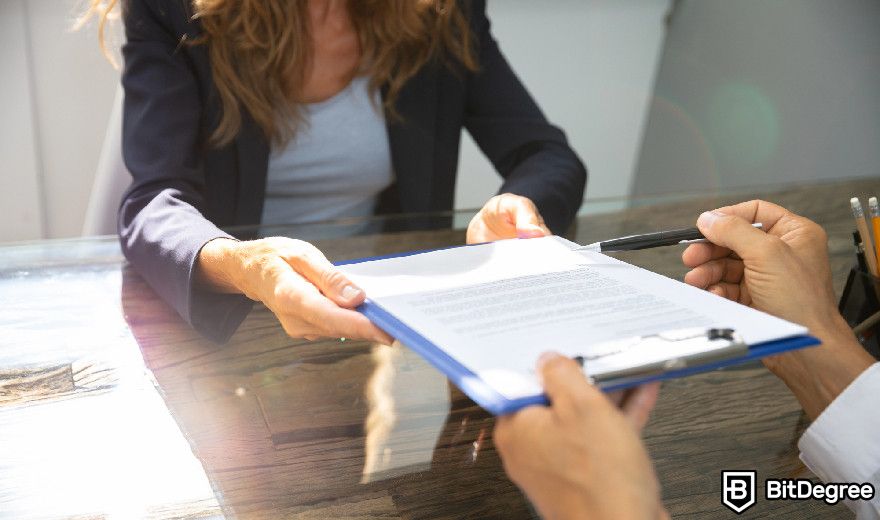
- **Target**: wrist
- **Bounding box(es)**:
[807,313,854,346]
[773,315,874,420]
[196,237,243,294]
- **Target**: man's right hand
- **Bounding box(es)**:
[196,237,393,344]
[682,200,839,336]
[681,200,874,419]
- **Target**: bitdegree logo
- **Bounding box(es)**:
[766,479,875,505]
[722,471,757,514]
[721,471,877,513]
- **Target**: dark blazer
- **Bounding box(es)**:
[119,0,587,343]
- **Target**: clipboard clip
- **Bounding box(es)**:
[572,327,748,386]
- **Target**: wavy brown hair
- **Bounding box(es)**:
[82,0,478,147]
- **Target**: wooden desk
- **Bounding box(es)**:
[2,178,877,519]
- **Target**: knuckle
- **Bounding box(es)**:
[321,268,347,290]
[289,249,311,267]
[282,240,314,263]
[761,235,787,257]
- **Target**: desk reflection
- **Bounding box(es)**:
[121,265,535,519]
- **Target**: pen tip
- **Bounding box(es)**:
[851,197,861,209]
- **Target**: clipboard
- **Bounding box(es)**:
[338,246,820,416]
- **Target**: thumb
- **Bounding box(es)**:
[696,210,770,258]
[536,352,602,412]
[285,247,366,308]
[512,199,550,238]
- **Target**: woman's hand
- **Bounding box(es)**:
[681,200,874,419]
[494,353,666,520]
[467,194,551,244]
[196,237,393,344]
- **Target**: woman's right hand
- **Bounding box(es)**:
[197,237,393,344]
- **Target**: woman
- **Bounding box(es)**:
[91,0,586,343]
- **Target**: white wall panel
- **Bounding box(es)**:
[0,0,44,242]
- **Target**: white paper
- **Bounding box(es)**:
[340,236,807,400]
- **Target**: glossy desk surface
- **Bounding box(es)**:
[3,178,877,519]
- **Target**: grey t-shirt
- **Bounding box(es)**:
[261,75,394,226]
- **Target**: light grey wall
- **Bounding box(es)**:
[26,0,120,238]
[632,0,880,198]
[456,0,670,211]
[0,0,119,242]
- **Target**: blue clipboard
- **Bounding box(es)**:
[338,247,820,416]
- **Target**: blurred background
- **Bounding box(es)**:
[1,0,878,242]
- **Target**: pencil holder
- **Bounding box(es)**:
[838,266,880,359]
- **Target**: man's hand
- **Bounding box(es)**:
[467,194,551,244]
[494,353,666,520]
[681,200,874,419]
[682,200,839,335]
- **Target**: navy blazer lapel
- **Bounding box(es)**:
[385,62,439,214]
[234,114,270,225]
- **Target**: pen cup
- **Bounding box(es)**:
[838,266,880,359]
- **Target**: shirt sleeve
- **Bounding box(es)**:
[798,361,880,518]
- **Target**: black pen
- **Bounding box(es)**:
[576,223,764,253]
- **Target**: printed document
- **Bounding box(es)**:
[339,237,807,399]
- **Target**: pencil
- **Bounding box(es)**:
[869,197,880,265]
[852,197,878,277]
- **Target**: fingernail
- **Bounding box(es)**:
[341,285,362,301]
[518,226,546,239]
[697,210,723,229]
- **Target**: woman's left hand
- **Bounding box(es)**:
[467,194,552,244]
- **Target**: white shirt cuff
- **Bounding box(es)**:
[798,362,880,518]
